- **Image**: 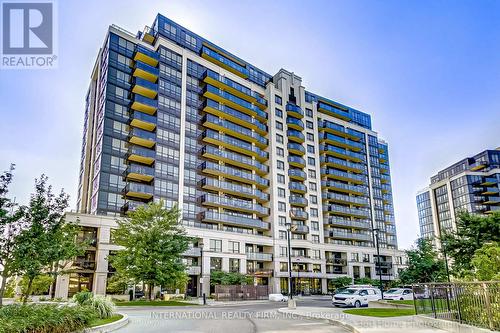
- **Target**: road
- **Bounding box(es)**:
[116,296,348,333]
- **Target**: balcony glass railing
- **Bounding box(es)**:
[289,182,307,192]
[203,129,268,161]
[324,204,371,218]
[135,60,159,76]
[126,164,155,177]
[204,114,268,146]
[327,230,372,241]
[128,145,155,159]
[130,127,156,141]
[205,85,265,119]
[318,120,365,140]
[326,257,347,265]
[206,70,252,97]
[286,103,304,117]
[200,211,269,230]
[321,168,366,183]
[324,216,372,229]
[319,145,365,161]
[287,142,305,154]
[288,156,306,166]
[202,145,269,174]
[290,209,308,220]
[133,94,158,108]
[136,45,159,61]
[287,130,305,142]
[321,181,368,194]
[322,192,369,205]
[123,183,154,196]
[134,77,158,91]
[320,156,364,172]
[289,196,308,206]
[200,193,269,216]
[201,161,269,187]
[201,47,250,77]
[288,169,307,180]
[205,99,267,131]
[318,101,351,120]
[130,111,156,124]
[200,177,269,202]
[321,133,364,150]
[286,117,304,129]
[246,252,273,261]
[291,223,309,233]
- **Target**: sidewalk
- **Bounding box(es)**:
[278,306,448,333]
[195,297,272,306]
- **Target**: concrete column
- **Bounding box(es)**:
[272,277,281,294]
[93,272,107,295]
[321,278,328,294]
[54,274,69,299]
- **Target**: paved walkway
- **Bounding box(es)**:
[278,306,448,333]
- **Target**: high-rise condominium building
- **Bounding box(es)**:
[57,14,406,298]
[417,148,500,242]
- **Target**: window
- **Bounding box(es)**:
[210,257,222,271]
[276,134,283,143]
[310,195,318,204]
[278,201,286,212]
[275,95,282,105]
[307,145,315,153]
[351,253,359,262]
[310,208,318,217]
[306,121,314,129]
[280,262,288,272]
[306,108,313,117]
[277,174,285,184]
[277,160,285,170]
[275,108,283,118]
[308,169,316,178]
[209,239,222,252]
[312,235,320,243]
[276,121,283,130]
[279,216,286,226]
[278,187,286,198]
[280,246,288,257]
[307,157,316,166]
[279,231,287,240]
[229,258,240,273]
[309,182,317,191]
[312,250,321,259]
[311,221,319,231]
[307,133,314,141]
[277,147,284,156]
[229,241,240,254]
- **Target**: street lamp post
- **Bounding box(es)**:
[373,228,384,299]
[285,222,297,308]
[199,240,206,305]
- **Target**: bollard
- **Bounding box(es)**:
[203,293,207,305]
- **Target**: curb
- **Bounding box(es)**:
[277,308,361,333]
[85,313,129,333]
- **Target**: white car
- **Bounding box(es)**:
[269,293,289,302]
[332,288,380,308]
[383,288,414,301]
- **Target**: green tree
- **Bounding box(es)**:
[328,276,352,291]
[470,242,500,281]
[399,238,448,284]
[19,274,53,296]
[441,211,500,277]
[209,271,252,286]
[110,202,190,300]
[11,175,82,304]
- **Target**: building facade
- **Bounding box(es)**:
[417,149,500,242]
[63,14,406,298]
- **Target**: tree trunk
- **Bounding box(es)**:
[0,269,8,307]
[148,283,153,301]
[23,276,34,305]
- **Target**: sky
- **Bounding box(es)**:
[0,0,499,249]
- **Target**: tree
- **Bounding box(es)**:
[209,271,252,286]
[110,201,190,300]
[0,164,24,306]
[19,274,53,296]
[441,211,500,277]
[399,238,448,284]
[11,175,82,304]
[328,277,352,291]
[470,242,500,281]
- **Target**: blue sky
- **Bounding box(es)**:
[0,0,499,248]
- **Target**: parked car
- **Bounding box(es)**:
[332,287,381,307]
[269,293,289,302]
[383,288,414,301]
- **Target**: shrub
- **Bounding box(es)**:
[84,295,115,319]
[0,304,97,333]
[72,291,93,305]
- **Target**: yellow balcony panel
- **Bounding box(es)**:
[201,150,267,176]
[134,51,159,67]
[203,91,258,120]
[129,136,155,149]
[127,154,154,166]
[133,67,158,83]
[321,161,363,174]
[320,137,362,152]
[131,101,157,115]
[204,75,254,104]
[203,119,267,150]
[201,184,256,201]
[203,103,267,136]
[202,135,266,163]
[126,172,154,183]
[381,178,390,184]
[471,164,487,171]
[132,84,157,99]
[201,52,248,79]
[124,191,153,200]
[379,157,387,163]
[201,168,257,187]
[142,33,155,44]
[130,119,156,132]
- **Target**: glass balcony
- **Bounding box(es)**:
[203,114,268,148]
[121,200,147,213]
[382,184,392,194]
[130,110,156,132]
[322,192,369,206]
[321,168,365,184]
[204,70,253,101]
[480,177,497,186]
[291,223,309,234]
[470,161,488,171]
[202,129,268,162]
[319,145,365,162]
[134,45,159,67]
[133,60,159,83]
[131,94,158,115]
[287,142,305,155]
[201,46,250,79]
[199,193,269,217]
[128,127,156,148]
[201,161,269,188]
[320,156,364,173]
[324,216,372,229]
[317,101,351,121]
[127,145,155,165]
[286,103,304,118]
[318,120,364,141]
[288,168,307,181]
[202,145,268,175]
[482,187,499,195]
[286,117,304,131]
[320,133,364,151]
[183,247,202,257]
[122,182,154,200]
[246,252,273,261]
[141,26,157,44]
[324,204,371,218]
[200,177,269,203]
[381,174,391,184]
[289,181,307,193]
[327,230,372,241]
[204,99,267,134]
[132,77,158,99]
[200,211,269,230]
[326,257,347,265]
[321,181,367,195]
[289,196,308,207]
[290,209,308,220]
[287,130,305,143]
[288,155,306,168]
[124,163,154,183]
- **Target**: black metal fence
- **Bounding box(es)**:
[214,285,269,301]
[412,282,500,331]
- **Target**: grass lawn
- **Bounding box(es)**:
[114,300,198,307]
[343,308,416,317]
[90,314,123,327]
[387,300,414,305]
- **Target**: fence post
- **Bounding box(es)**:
[412,285,418,315]
[453,284,462,323]
[430,284,437,319]
[482,283,494,330]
